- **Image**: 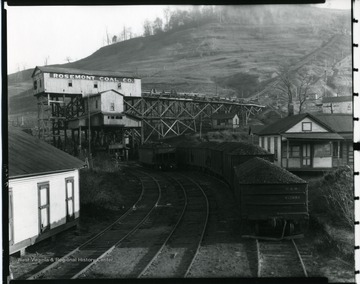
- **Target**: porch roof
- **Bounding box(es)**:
[282,132,344,140]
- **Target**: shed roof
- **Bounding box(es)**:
[9,128,85,178]
[211,113,238,120]
[322,96,352,103]
[32,66,139,79]
[234,157,306,184]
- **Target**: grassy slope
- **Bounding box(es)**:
[7,6,350,117]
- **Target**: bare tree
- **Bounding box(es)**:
[274,67,295,116]
[105,27,111,45]
[296,72,314,114]
[143,19,153,36]
[152,17,163,34]
[127,27,133,39]
[44,56,50,66]
[274,67,315,115]
[163,7,171,31]
[65,56,72,63]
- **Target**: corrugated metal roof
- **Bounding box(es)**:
[32,66,139,79]
[9,128,85,178]
[234,157,306,184]
[282,132,344,140]
[322,96,352,103]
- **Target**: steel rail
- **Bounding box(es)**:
[256,239,308,277]
[72,170,162,279]
[137,174,188,278]
[27,172,145,280]
[28,170,160,280]
[292,239,308,277]
[256,239,261,278]
[183,175,210,278]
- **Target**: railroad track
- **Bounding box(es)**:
[27,170,161,280]
[256,239,308,277]
[76,170,188,278]
[140,173,209,278]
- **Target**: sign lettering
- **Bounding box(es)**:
[49,72,134,83]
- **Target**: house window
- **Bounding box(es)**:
[110,103,115,111]
[39,79,42,88]
[95,99,98,109]
[65,178,75,221]
[261,137,265,149]
[259,137,263,147]
[68,80,73,87]
[33,80,38,90]
[314,143,331,157]
[94,82,98,88]
[267,137,271,152]
[38,182,50,233]
[274,137,278,159]
[290,146,300,157]
[302,122,312,131]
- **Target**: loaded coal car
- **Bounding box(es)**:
[139,142,177,170]
[223,141,274,185]
[175,140,199,168]
[234,157,308,238]
[176,141,218,171]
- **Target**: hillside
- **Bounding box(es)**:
[7,5,351,117]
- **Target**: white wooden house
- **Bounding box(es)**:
[8,128,85,255]
[211,113,240,129]
[257,113,352,171]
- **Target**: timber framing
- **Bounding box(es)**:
[124,96,265,143]
[36,92,265,148]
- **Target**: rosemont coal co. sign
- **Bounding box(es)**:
[49,72,135,83]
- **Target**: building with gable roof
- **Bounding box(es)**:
[257,113,352,171]
[8,127,85,255]
[211,113,240,129]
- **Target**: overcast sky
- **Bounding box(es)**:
[6,1,351,75]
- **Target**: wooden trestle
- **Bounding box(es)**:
[36,93,265,152]
[124,96,265,144]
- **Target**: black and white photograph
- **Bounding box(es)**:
[4,0,357,282]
